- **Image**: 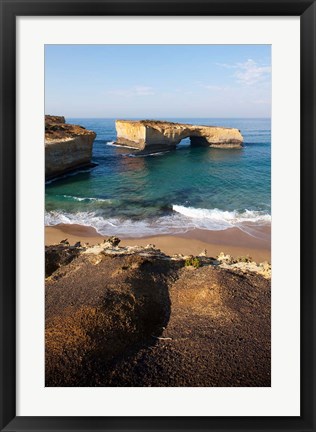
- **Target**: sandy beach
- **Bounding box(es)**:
[45,223,271,263]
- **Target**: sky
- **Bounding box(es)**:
[45,45,271,118]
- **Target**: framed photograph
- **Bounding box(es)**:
[0,0,315,431]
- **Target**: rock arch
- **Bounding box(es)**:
[115,120,243,153]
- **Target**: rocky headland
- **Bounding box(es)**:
[45,115,97,180]
[115,120,243,153]
[45,238,270,387]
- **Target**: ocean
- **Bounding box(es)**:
[45,118,271,238]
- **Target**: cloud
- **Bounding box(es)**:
[234,59,271,85]
[133,86,155,96]
[108,85,154,97]
[216,59,271,86]
[215,62,234,69]
[253,99,270,105]
[203,84,229,91]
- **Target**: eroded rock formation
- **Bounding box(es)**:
[45,116,96,180]
[115,120,243,152]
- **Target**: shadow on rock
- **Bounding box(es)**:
[104,265,271,387]
[45,251,174,386]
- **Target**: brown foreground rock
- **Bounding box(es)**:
[45,115,96,180]
[45,242,270,387]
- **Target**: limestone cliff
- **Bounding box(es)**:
[45,116,96,180]
[115,120,243,152]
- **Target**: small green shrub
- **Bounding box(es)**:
[184,257,201,268]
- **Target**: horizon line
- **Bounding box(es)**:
[56,116,271,120]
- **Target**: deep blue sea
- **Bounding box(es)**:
[45,118,271,237]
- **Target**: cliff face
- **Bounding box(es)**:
[45,116,96,180]
[115,121,146,148]
[116,120,243,152]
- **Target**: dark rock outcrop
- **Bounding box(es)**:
[45,248,173,386]
[45,243,81,278]
[45,115,96,180]
[45,242,270,387]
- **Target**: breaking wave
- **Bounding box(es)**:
[172,205,270,225]
[45,204,270,238]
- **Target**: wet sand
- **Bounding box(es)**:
[45,223,271,263]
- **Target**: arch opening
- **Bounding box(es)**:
[176,137,191,148]
[189,135,210,146]
[176,135,210,148]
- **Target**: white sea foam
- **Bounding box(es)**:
[106,141,139,150]
[172,205,271,237]
[60,195,111,203]
[45,210,189,237]
[45,204,271,238]
[173,205,271,226]
[126,151,170,158]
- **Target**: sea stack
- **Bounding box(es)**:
[115,120,243,153]
[45,116,96,180]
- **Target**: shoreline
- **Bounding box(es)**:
[45,223,271,263]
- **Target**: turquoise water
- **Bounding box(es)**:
[45,118,271,237]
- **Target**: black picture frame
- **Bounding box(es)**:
[0,0,315,431]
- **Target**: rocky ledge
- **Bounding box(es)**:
[115,120,243,153]
[46,238,270,387]
[45,115,97,180]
